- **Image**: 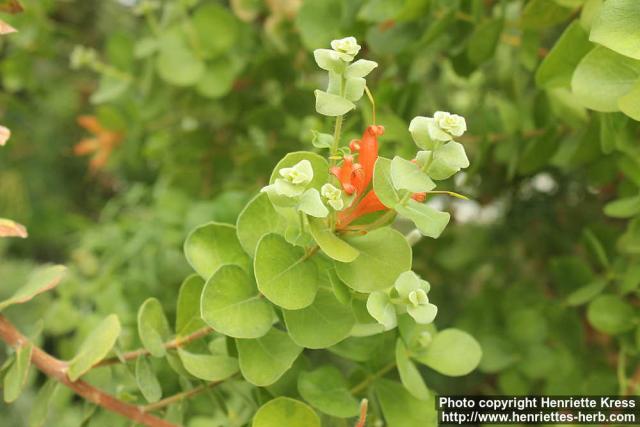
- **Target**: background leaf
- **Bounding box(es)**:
[68,314,121,381]
[237,328,302,387]
[414,329,482,377]
[252,397,321,427]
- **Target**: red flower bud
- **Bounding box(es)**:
[412,192,427,202]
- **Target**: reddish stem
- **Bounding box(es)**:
[0,315,177,427]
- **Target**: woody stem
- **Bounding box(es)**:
[0,315,176,427]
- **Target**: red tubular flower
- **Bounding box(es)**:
[350,125,384,193]
[332,125,430,230]
[337,190,387,227]
[330,155,362,195]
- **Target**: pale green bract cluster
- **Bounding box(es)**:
[321,183,344,211]
[261,160,329,218]
[367,272,437,331]
[330,36,361,61]
[261,159,345,217]
[313,36,378,117]
[366,111,470,330]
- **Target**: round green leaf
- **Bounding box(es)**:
[395,339,430,400]
[344,77,366,102]
[314,90,356,116]
[196,58,239,99]
[390,156,435,193]
[296,0,342,50]
[137,298,172,358]
[414,328,482,377]
[587,295,635,334]
[366,292,397,330]
[177,348,239,381]
[201,265,274,339]
[313,49,346,74]
[297,366,359,417]
[283,288,355,349]
[135,357,162,403]
[237,193,287,256]
[237,328,303,386]
[335,227,412,292]
[253,397,320,427]
[571,46,640,112]
[590,0,640,60]
[68,314,121,381]
[155,27,205,87]
[193,3,238,59]
[345,59,378,78]
[175,274,206,335]
[298,188,329,218]
[254,233,319,309]
[308,217,359,262]
[374,157,408,208]
[395,200,451,239]
[184,222,250,279]
[427,141,470,180]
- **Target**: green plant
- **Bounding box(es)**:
[0,33,481,426]
[2,1,640,426]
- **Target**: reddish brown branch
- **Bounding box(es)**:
[0,315,178,427]
[94,326,214,368]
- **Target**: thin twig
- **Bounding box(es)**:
[94,326,214,368]
[350,362,396,395]
[0,315,177,427]
[364,85,376,125]
[144,381,221,412]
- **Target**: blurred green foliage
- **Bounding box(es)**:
[1,0,640,426]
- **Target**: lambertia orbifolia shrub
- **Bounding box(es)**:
[0,34,481,427]
[181,36,482,425]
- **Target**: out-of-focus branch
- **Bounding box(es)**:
[93,326,214,368]
[0,315,177,427]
